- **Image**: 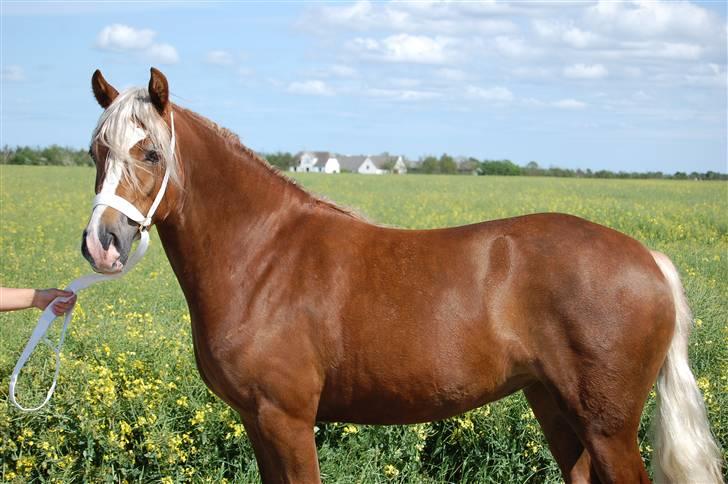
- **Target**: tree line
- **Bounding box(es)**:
[2,145,725,180]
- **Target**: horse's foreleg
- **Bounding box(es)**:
[523,383,597,483]
[243,418,280,483]
[244,400,321,484]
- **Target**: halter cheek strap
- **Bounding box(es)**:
[9,112,176,412]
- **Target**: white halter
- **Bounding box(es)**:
[8,112,176,412]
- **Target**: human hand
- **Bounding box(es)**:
[32,289,77,316]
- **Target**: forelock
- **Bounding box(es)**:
[91,87,179,188]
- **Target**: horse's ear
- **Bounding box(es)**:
[91,69,118,109]
[148,67,169,115]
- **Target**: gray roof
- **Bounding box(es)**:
[368,155,400,169]
[296,151,334,167]
[296,152,407,171]
[338,155,367,171]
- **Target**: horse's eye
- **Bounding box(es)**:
[145,150,160,164]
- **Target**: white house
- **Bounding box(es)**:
[290,151,340,173]
[292,152,407,175]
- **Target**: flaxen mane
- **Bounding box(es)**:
[95,87,365,221]
[177,105,367,222]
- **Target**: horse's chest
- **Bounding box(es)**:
[188,320,260,411]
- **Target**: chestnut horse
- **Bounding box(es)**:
[81,68,722,483]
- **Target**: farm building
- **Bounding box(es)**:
[290,151,407,174]
[290,151,340,174]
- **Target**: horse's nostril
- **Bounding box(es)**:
[110,231,120,250]
[81,235,92,264]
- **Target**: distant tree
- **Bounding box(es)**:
[421,156,440,174]
[263,152,295,170]
[2,145,725,180]
[380,159,396,172]
[524,161,541,176]
[479,159,522,176]
[457,158,479,174]
[2,145,91,166]
[439,154,457,174]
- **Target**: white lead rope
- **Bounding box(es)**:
[9,112,175,412]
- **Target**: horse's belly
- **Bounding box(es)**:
[316,348,533,424]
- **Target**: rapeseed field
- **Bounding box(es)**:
[1,166,725,482]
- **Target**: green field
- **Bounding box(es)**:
[1,165,726,483]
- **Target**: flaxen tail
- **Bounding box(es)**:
[650,251,723,483]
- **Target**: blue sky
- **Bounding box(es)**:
[1,1,726,173]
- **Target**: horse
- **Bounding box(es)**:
[81,68,722,484]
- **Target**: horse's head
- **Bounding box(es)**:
[82,68,180,274]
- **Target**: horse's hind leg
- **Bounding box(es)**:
[524,383,597,483]
[527,378,651,484]
[581,428,649,484]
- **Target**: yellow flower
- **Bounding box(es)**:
[456,416,474,432]
[383,464,400,478]
[343,424,359,435]
[190,409,206,426]
[697,376,710,392]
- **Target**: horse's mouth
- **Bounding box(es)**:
[92,258,124,274]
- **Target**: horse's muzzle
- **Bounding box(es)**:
[81,221,135,274]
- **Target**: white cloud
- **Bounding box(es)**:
[96,24,179,64]
[390,78,421,88]
[564,63,608,79]
[307,0,516,35]
[466,85,514,102]
[287,80,334,96]
[238,67,254,78]
[206,50,234,66]
[96,24,155,51]
[586,0,721,41]
[651,42,703,60]
[521,97,588,109]
[366,87,440,101]
[147,43,179,64]
[562,27,598,49]
[494,36,530,57]
[349,34,455,64]
[511,66,552,79]
[532,20,600,49]
[435,68,468,81]
[1,65,25,81]
[552,98,587,109]
[330,64,358,77]
[532,19,561,39]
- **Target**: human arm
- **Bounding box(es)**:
[0,287,77,316]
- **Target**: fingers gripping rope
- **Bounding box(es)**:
[8,112,175,412]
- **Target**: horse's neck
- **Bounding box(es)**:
[156,111,307,311]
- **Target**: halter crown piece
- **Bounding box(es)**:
[8,112,176,412]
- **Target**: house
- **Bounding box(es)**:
[292,152,407,175]
[366,155,407,175]
[289,151,340,173]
